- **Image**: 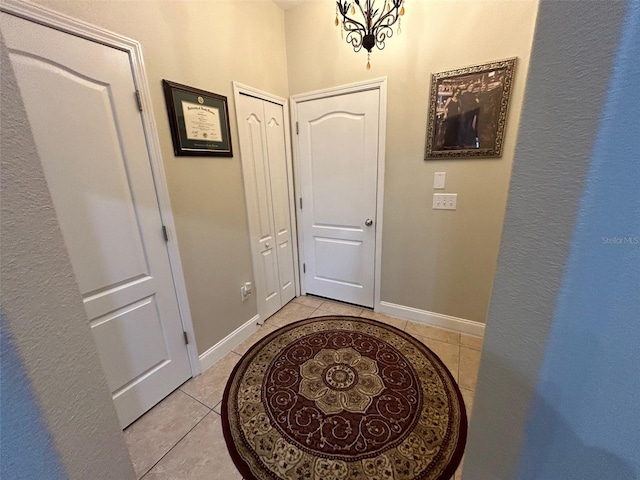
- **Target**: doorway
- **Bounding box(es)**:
[1,4,197,428]
[291,79,387,309]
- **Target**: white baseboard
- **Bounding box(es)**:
[198,314,260,373]
[378,301,485,337]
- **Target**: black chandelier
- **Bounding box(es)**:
[335,0,406,69]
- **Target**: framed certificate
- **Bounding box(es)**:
[162,80,233,157]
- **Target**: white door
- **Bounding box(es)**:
[2,13,192,427]
[236,93,296,320]
[296,89,380,307]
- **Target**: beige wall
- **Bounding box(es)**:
[34,0,290,354]
[285,0,539,322]
[27,0,538,359]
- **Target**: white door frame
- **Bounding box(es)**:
[232,82,301,321]
[290,78,387,311]
[1,0,201,376]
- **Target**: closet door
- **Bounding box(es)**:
[236,93,295,321]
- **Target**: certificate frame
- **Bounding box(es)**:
[162,79,233,157]
[424,58,516,159]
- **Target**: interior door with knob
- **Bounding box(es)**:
[296,89,380,307]
[1,11,192,427]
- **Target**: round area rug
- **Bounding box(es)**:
[221,316,467,480]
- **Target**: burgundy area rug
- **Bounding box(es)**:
[221,316,467,480]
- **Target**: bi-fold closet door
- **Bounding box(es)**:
[236,92,296,321]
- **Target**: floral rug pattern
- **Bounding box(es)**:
[222,316,467,480]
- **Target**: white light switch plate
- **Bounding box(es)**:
[433,193,457,210]
[434,172,446,189]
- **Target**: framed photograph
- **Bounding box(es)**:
[162,80,233,157]
[424,58,517,159]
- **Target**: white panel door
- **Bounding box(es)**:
[236,94,295,320]
[297,89,380,307]
[2,13,192,427]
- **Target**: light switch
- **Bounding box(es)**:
[433,193,457,210]
[434,172,446,189]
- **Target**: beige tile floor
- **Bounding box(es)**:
[124,296,483,480]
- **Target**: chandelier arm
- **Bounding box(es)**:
[347,37,364,52]
[374,25,394,49]
[342,13,367,52]
[371,4,400,31]
[341,14,367,33]
[381,0,390,19]
[356,1,369,30]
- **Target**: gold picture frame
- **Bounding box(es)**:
[425,58,517,159]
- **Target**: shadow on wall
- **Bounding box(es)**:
[517,385,638,480]
[465,350,637,480]
[0,313,67,480]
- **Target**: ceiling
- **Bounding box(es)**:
[273,0,308,10]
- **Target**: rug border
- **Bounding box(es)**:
[221,314,468,480]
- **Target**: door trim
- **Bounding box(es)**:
[232,82,301,320]
[290,78,387,311]
[1,0,201,376]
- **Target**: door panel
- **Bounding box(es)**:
[264,102,295,302]
[309,113,368,226]
[91,297,168,393]
[314,237,364,287]
[260,249,279,302]
[246,114,276,246]
[297,89,380,307]
[11,57,150,295]
[244,111,281,309]
[278,239,295,295]
[1,13,192,427]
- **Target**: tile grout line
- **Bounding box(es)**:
[178,387,216,411]
[229,347,245,356]
[456,344,461,383]
[139,410,214,480]
[406,331,462,348]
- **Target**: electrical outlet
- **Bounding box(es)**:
[241,282,252,301]
[433,193,457,210]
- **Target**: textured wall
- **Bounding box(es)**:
[0,317,67,480]
[463,1,633,478]
[515,2,640,477]
[33,0,291,354]
[285,0,539,323]
[0,37,134,479]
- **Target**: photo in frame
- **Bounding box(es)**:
[424,58,517,159]
[162,80,233,157]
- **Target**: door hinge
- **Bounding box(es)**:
[299,197,302,209]
[183,331,189,345]
[303,263,306,273]
[135,90,143,112]
[296,121,299,135]
[162,225,169,242]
